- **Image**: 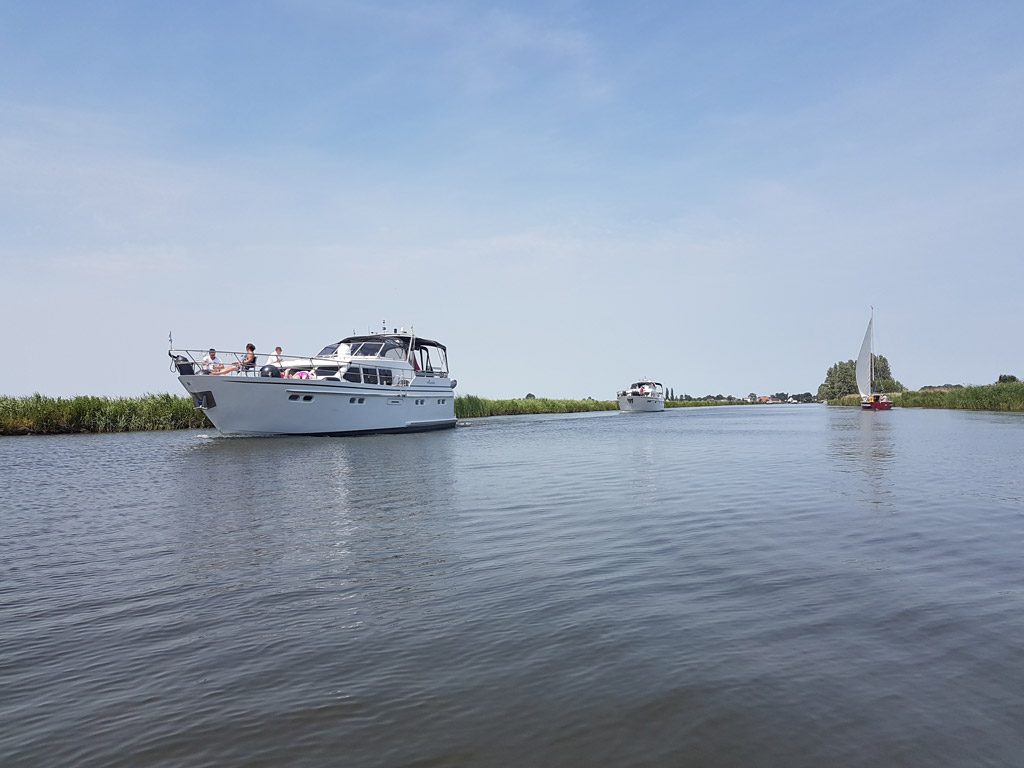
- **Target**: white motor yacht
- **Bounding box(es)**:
[617,380,666,412]
[170,329,457,436]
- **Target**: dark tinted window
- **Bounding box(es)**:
[378,368,393,386]
[317,342,341,356]
[354,342,383,357]
[343,367,361,383]
[363,368,379,385]
[381,339,407,360]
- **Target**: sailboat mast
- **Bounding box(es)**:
[870,306,875,394]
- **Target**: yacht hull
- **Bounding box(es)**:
[861,400,894,411]
[617,395,665,412]
[178,375,457,436]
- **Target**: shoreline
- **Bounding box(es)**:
[827,382,1024,411]
[2,394,747,435]
[5,385,1023,435]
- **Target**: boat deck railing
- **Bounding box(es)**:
[169,349,449,383]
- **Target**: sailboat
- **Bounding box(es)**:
[856,310,894,411]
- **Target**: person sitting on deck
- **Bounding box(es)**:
[213,343,256,375]
[199,348,223,373]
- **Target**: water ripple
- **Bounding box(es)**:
[2,409,1024,766]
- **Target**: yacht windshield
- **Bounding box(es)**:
[317,342,341,357]
[352,342,383,357]
[381,339,408,360]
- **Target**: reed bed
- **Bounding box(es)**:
[0,394,210,435]
[3,392,805,435]
[666,399,752,408]
[830,394,865,407]
[897,382,1024,411]
[455,395,617,418]
[828,382,1024,411]
[455,395,749,418]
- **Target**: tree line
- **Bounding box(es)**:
[817,354,904,401]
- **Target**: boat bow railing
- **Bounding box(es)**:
[169,349,448,387]
[170,349,341,376]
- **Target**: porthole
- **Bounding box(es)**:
[302,395,313,402]
[358,397,365,404]
[349,397,357,403]
[288,394,299,401]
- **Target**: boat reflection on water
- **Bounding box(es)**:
[827,407,897,508]
[166,429,460,599]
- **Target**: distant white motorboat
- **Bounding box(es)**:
[169,328,457,436]
[617,380,666,412]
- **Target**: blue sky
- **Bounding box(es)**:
[2,1,1022,398]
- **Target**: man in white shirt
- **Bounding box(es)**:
[200,348,223,373]
[266,346,284,366]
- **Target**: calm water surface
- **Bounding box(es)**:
[3,406,1024,767]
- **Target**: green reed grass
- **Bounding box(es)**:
[830,394,865,407]
[455,395,751,418]
[4,392,785,435]
[0,394,211,435]
[455,395,617,418]
[897,382,1024,411]
[827,382,1024,411]
[666,399,753,408]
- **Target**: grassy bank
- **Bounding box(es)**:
[828,382,1024,411]
[2,393,760,435]
[897,382,1024,411]
[0,394,211,435]
[831,394,867,406]
[1,393,619,433]
[455,395,617,418]
[455,395,750,417]
[666,399,753,408]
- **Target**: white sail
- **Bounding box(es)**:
[855,316,873,398]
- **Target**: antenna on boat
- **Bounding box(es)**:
[168,330,173,350]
